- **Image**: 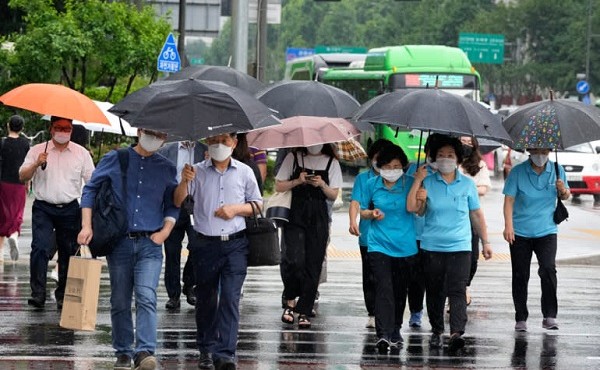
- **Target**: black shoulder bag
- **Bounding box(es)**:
[89,149,129,257]
[246,201,280,266]
[553,161,569,224]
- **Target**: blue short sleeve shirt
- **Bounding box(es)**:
[502,160,568,238]
[421,170,480,252]
[350,168,376,246]
[360,175,417,258]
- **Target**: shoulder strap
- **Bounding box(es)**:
[554,161,560,199]
[116,149,129,205]
[325,155,334,172]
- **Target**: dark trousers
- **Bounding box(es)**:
[280,219,329,316]
[164,209,196,299]
[369,252,412,340]
[30,200,81,301]
[422,250,471,335]
[468,228,480,286]
[192,236,248,361]
[510,234,558,322]
[407,242,425,314]
[359,245,376,316]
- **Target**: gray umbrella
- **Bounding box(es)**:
[256,80,360,119]
[353,89,513,144]
[165,65,265,94]
[109,79,281,141]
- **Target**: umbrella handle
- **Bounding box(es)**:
[41,140,49,170]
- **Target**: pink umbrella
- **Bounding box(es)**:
[246,116,361,149]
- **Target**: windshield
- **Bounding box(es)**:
[323,79,385,103]
[564,142,594,153]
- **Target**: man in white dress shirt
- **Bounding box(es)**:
[19,116,94,310]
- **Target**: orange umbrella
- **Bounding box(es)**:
[0,83,109,124]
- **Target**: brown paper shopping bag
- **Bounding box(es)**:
[59,248,103,331]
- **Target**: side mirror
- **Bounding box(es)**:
[595,146,600,154]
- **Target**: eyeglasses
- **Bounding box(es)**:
[53,127,72,132]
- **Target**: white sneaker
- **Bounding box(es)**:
[50,267,59,282]
[8,233,19,261]
[365,316,376,329]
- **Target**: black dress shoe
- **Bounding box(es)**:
[28,297,45,309]
[215,358,236,370]
[186,292,196,306]
[198,352,214,370]
[165,298,180,310]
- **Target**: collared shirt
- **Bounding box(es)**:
[420,169,480,252]
[190,158,262,236]
[503,160,568,238]
[81,147,179,232]
[350,168,377,246]
[20,141,95,204]
[360,175,417,258]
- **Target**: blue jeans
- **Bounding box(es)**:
[107,236,163,358]
[191,236,248,362]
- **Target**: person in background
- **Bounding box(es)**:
[78,128,178,370]
[19,116,95,309]
[348,138,392,329]
[459,136,492,306]
[361,144,418,352]
[277,144,342,329]
[0,115,30,262]
[503,147,569,333]
[175,132,261,370]
[232,133,264,194]
[408,134,492,352]
[158,140,207,310]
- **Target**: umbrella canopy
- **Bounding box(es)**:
[0,83,109,124]
[256,81,360,119]
[71,101,136,136]
[352,89,512,144]
[165,65,265,94]
[109,79,281,141]
[246,116,361,149]
[502,98,600,149]
[336,137,367,161]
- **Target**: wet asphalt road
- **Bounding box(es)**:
[1,176,600,369]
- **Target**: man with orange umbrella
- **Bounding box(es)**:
[19,117,95,310]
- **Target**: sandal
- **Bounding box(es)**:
[281,307,294,324]
[298,314,311,329]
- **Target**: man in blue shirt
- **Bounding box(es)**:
[175,132,262,370]
[78,128,179,370]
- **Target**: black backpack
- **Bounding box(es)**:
[89,149,129,257]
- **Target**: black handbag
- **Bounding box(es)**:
[553,161,569,224]
[245,201,280,266]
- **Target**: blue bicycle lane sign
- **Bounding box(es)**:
[157,33,181,73]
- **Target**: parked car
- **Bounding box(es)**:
[505,141,600,207]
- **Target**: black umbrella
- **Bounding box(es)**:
[165,65,265,95]
[109,79,281,141]
[352,89,512,144]
[502,97,600,149]
[256,80,360,119]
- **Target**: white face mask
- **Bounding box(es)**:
[530,154,549,167]
[380,168,403,182]
[436,158,457,174]
[208,143,233,162]
[138,132,165,152]
[53,132,71,144]
[307,144,323,155]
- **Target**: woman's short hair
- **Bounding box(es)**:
[430,135,464,164]
[367,138,393,160]
[376,143,408,168]
[8,115,24,132]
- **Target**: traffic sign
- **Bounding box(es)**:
[157,33,181,73]
[314,45,368,54]
[285,47,315,61]
[458,33,504,64]
[576,80,590,95]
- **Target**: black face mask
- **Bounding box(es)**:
[462,145,473,158]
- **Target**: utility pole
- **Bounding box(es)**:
[256,0,268,81]
[232,0,249,73]
[178,0,188,68]
[586,0,592,81]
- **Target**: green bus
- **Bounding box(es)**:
[320,45,482,162]
[284,53,367,81]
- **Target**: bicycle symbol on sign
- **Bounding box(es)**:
[162,47,177,61]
